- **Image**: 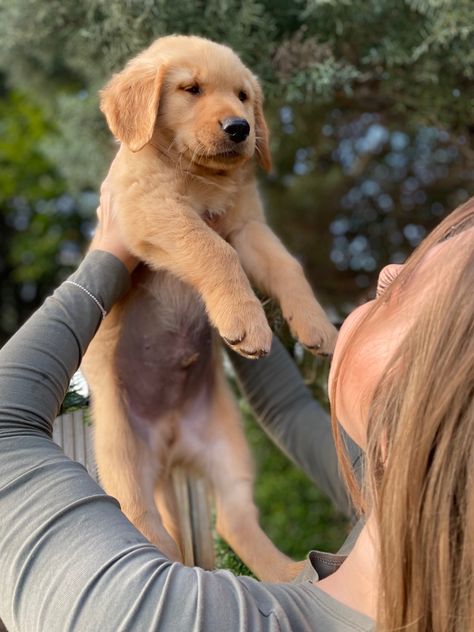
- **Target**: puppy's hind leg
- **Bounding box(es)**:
[205,372,303,583]
[91,381,182,562]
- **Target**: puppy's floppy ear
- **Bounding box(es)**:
[100,60,166,152]
[252,77,272,173]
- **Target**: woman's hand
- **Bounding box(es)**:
[89,180,139,273]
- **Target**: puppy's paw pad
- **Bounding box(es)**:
[227,325,272,358]
[305,341,322,351]
[300,328,338,356]
[239,347,269,359]
[284,301,338,356]
[219,301,272,359]
[222,334,245,347]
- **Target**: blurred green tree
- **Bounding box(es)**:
[0,0,473,562]
[0,0,473,188]
[0,0,472,314]
[0,85,95,343]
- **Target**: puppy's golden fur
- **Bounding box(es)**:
[83,35,337,582]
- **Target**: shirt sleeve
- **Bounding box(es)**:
[0,251,334,632]
[228,338,363,518]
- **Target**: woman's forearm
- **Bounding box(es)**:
[0,250,131,437]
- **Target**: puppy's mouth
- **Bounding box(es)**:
[185,144,250,167]
[210,149,242,160]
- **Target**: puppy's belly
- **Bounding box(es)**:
[115,268,214,443]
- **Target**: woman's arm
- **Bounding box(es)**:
[0,250,344,632]
[229,339,362,518]
[0,251,130,436]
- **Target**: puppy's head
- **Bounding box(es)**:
[100,35,271,172]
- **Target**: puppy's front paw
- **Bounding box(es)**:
[283,297,338,355]
[218,299,272,359]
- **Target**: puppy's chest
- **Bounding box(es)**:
[184,181,240,237]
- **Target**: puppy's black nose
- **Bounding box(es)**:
[221,117,250,143]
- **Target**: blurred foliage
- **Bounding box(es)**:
[1,0,474,562]
[264,102,474,314]
[60,381,89,415]
[0,0,473,186]
[0,0,472,323]
[0,86,97,343]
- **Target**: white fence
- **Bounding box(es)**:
[53,410,97,479]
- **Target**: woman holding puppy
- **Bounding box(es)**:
[0,188,472,632]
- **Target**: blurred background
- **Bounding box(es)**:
[0,0,473,564]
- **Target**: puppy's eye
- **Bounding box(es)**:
[183,84,201,95]
[238,90,248,102]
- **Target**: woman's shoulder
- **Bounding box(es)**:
[234,549,374,632]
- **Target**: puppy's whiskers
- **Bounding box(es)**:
[166,138,178,154]
[190,145,200,168]
[152,139,178,162]
[175,153,186,181]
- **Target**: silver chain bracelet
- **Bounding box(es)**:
[64,281,107,319]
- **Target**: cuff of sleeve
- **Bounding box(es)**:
[67,250,131,313]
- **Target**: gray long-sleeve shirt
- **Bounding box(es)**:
[0,251,373,632]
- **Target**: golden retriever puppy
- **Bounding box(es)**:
[83,35,337,583]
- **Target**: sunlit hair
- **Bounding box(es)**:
[330,197,474,631]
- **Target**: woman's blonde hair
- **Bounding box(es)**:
[331,198,474,631]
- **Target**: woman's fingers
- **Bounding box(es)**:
[89,180,139,273]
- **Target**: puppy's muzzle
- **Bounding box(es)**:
[221,117,250,143]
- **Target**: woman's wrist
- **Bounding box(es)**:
[88,237,138,274]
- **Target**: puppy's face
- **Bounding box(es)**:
[100,36,271,172]
[158,63,258,170]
